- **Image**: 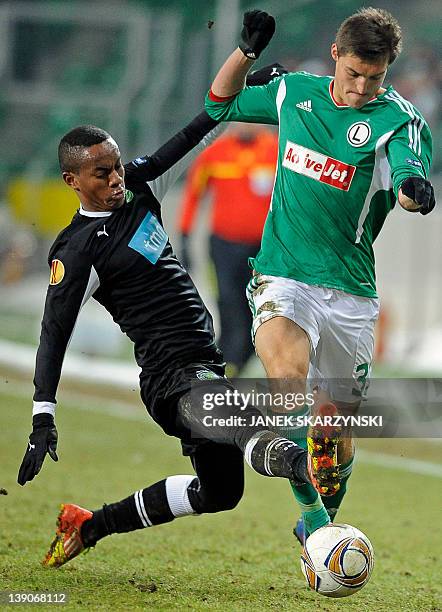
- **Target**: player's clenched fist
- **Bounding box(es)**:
[401,177,436,216]
[239,10,275,60]
[18,414,58,485]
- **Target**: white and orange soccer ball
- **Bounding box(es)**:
[300,523,374,598]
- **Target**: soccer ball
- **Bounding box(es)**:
[300,523,374,598]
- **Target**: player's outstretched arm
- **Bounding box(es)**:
[211,10,276,98]
[398,177,436,215]
[18,414,58,485]
[17,250,97,485]
[124,61,286,201]
[125,111,220,186]
[141,62,286,180]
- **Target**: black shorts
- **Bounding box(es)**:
[139,361,228,454]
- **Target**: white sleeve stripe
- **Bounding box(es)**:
[386,91,416,118]
[134,490,152,527]
[410,116,424,156]
[416,119,424,156]
[395,97,423,153]
[385,93,417,145]
[385,92,424,156]
[410,120,416,153]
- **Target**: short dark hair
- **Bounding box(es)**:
[58,125,112,172]
[336,7,402,65]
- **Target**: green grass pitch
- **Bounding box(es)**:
[0,379,441,611]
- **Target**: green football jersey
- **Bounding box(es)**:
[205,72,432,297]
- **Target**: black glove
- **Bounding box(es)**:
[401,177,435,216]
[246,62,288,86]
[17,413,58,486]
[239,10,275,60]
[180,233,192,271]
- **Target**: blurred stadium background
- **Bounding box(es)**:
[1,4,441,607]
[0,0,441,386]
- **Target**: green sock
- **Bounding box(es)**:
[322,456,354,521]
[280,407,330,535]
[291,482,331,534]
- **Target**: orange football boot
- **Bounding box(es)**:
[43,503,92,568]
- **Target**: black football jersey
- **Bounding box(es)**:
[34,112,225,414]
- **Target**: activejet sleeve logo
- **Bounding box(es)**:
[282,141,356,191]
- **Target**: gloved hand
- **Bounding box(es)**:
[246,62,288,86]
[239,10,276,60]
[17,413,58,485]
[401,177,436,216]
[180,233,192,271]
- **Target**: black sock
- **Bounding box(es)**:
[176,391,309,485]
[81,480,175,547]
[245,431,309,483]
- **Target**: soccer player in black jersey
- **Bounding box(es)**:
[16,65,321,568]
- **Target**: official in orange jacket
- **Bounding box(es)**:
[178,123,278,375]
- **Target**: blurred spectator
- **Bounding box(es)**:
[297,57,329,76]
[178,123,278,376]
[0,206,38,285]
[392,45,441,171]
[393,45,440,130]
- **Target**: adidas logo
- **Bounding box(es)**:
[296,99,312,112]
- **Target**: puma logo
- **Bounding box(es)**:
[97,225,109,237]
[28,443,35,451]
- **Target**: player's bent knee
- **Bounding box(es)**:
[256,341,309,380]
[201,493,243,513]
[221,485,244,511]
[197,486,244,514]
[266,361,309,380]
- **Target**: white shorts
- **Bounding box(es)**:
[246,274,380,403]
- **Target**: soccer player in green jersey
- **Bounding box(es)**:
[205,8,436,543]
